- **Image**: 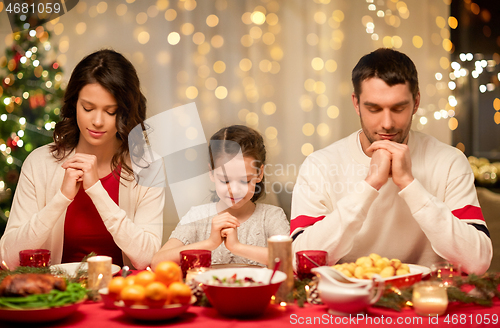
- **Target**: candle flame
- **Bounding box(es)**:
[305,285,310,291]
[1,261,9,271]
[390,286,402,295]
[146,266,152,272]
[271,295,276,301]
[280,302,287,307]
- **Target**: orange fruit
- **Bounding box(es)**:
[144,282,170,308]
[120,285,146,306]
[134,270,156,287]
[154,261,182,287]
[168,281,192,305]
[108,277,127,300]
[125,275,136,286]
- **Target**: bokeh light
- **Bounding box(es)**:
[213,61,226,74]
[168,32,180,45]
[207,14,219,27]
[301,143,314,156]
[302,123,315,136]
[262,102,277,115]
[327,106,339,119]
[239,58,252,71]
[215,86,228,99]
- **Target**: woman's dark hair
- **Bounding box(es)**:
[352,48,419,101]
[209,125,266,202]
[50,49,146,180]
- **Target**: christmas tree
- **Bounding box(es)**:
[0,14,64,231]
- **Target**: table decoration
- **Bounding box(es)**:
[290,272,500,313]
[19,249,51,267]
[180,250,211,279]
[430,261,462,286]
[87,256,112,293]
[296,250,327,280]
[373,273,500,312]
[185,267,211,284]
[268,235,294,303]
[412,281,448,316]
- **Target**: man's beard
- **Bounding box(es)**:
[359,113,413,145]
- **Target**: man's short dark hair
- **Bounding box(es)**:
[352,48,419,101]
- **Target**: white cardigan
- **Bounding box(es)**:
[0,144,165,270]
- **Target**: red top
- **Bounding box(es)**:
[62,167,123,267]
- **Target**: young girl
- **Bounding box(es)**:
[0,49,164,270]
[152,125,289,268]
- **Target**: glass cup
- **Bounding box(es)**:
[295,250,328,280]
[412,281,448,316]
[180,249,211,279]
[430,261,462,287]
[19,249,51,267]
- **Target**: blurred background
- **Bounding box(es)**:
[0,1,499,257]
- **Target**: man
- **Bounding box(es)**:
[290,48,492,274]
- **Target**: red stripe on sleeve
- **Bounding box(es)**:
[290,215,326,234]
[452,205,485,221]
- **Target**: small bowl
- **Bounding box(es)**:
[98,288,118,309]
[194,267,286,317]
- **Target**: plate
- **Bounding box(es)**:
[380,264,430,287]
[0,300,84,323]
[332,264,430,288]
[51,262,121,276]
[115,297,194,321]
[211,263,265,269]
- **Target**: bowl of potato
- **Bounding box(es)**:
[330,253,430,288]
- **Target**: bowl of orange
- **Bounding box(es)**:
[194,267,286,317]
[108,261,194,321]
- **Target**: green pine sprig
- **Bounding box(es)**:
[293,278,312,307]
[373,273,500,311]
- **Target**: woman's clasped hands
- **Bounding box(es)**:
[60,154,100,200]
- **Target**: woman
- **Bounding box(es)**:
[0,49,164,270]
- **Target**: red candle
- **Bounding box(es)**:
[180,249,211,278]
[296,250,327,280]
[19,249,51,267]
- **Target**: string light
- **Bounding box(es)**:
[3,0,493,165]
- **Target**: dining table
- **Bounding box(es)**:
[1,294,499,328]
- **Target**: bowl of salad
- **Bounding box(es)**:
[193,267,286,317]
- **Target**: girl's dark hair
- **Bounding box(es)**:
[352,48,419,101]
[50,49,146,180]
[209,125,266,202]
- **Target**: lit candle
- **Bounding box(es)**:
[87,256,112,291]
[185,267,210,284]
[412,281,448,316]
[268,235,293,304]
